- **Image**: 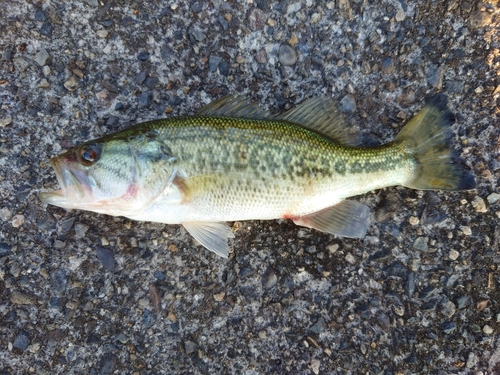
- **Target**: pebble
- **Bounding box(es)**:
[448,249,459,261]
[412,236,428,251]
[310,317,326,334]
[0,242,11,257]
[95,247,116,272]
[380,56,395,74]
[38,78,50,88]
[185,340,198,355]
[10,291,35,305]
[13,332,30,352]
[310,359,320,375]
[483,325,493,334]
[460,226,472,236]
[40,21,52,37]
[219,60,229,76]
[248,7,267,31]
[466,352,478,369]
[142,309,155,329]
[34,48,50,66]
[209,55,222,72]
[261,266,277,289]
[427,64,444,89]
[57,217,75,235]
[0,116,12,128]
[96,29,108,38]
[408,216,419,225]
[457,296,471,309]
[83,0,98,6]
[405,272,415,297]
[486,193,500,204]
[441,300,456,318]
[345,253,356,265]
[13,57,29,72]
[442,321,456,334]
[12,214,25,228]
[339,94,356,113]
[279,44,297,66]
[446,80,464,94]
[137,52,150,61]
[74,223,88,239]
[99,353,116,375]
[50,269,67,295]
[408,258,421,272]
[64,76,79,91]
[468,11,493,29]
[138,92,150,107]
[213,291,225,301]
[191,29,206,42]
[0,207,12,221]
[254,48,268,64]
[35,10,47,21]
[471,196,488,212]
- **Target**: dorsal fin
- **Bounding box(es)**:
[197,95,271,119]
[272,97,359,146]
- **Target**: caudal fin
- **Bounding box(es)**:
[395,94,475,191]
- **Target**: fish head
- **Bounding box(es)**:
[39,137,171,216]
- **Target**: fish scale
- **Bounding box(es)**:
[39,95,475,258]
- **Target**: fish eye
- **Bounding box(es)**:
[78,143,100,166]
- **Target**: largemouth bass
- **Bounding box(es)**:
[39,95,475,257]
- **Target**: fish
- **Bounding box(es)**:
[39,94,475,257]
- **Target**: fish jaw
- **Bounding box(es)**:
[39,156,96,210]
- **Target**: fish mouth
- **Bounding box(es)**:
[39,157,93,209]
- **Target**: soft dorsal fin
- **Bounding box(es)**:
[272,97,359,146]
[197,95,271,119]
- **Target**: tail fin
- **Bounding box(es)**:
[395,94,476,191]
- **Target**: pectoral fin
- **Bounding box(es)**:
[293,200,370,238]
[182,221,235,258]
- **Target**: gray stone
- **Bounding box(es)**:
[99,353,115,375]
[255,48,268,64]
[412,237,428,252]
[96,247,116,272]
[209,55,222,72]
[185,340,198,355]
[50,269,67,295]
[427,64,444,89]
[13,332,30,351]
[82,0,99,6]
[13,57,29,72]
[442,321,456,334]
[310,317,326,334]
[380,56,395,74]
[248,8,267,31]
[339,94,356,113]
[457,295,471,309]
[0,242,11,257]
[261,266,277,289]
[34,48,50,66]
[74,223,88,239]
[279,44,297,66]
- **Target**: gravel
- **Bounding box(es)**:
[1,0,499,374]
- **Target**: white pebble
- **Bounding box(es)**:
[483,325,493,334]
[460,226,472,236]
[448,249,460,261]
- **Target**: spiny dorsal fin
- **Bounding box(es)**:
[272,97,359,146]
[197,95,271,119]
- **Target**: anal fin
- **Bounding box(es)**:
[182,221,235,258]
[293,200,370,238]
